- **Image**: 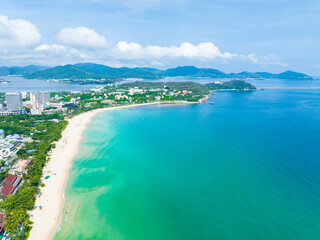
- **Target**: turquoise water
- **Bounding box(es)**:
[54,89,320,240]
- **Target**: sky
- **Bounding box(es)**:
[0,0,320,75]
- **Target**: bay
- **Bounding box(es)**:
[54,88,320,240]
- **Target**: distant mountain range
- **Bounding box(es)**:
[162,66,313,80]
[0,63,313,82]
[0,65,49,76]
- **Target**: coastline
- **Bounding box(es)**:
[27,102,190,240]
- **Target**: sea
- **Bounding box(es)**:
[52,79,320,239]
[0,76,100,92]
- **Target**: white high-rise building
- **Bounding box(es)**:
[30,102,44,115]
[42,92,51,104]
[21,92,28,99]
[30,92,51,105]
[30,92,51,115]
[5,92,24,113]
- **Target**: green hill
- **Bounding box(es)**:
[162,66,229,78]
[0,65,48,76]
[205,80,257,90]
[1,63,312,82]
[25,63,159,81]
[25,64,102,80]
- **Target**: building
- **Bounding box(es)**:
[0,174,22,199]
[12,159,32,174]
[30,101,44,115]
[129,87,144,95]
[5,92,24,113]
[30,92,51,105]
[21,92,28,99]
[101,100,115,104]
[0,130,4,140]
[70,98,77,104]
[30,92,51,115]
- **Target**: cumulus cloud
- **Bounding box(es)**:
[115,41,235,60]
[239,53,287,66]
[35,44,67,53]
[0,20,281,68]
[0,15,41,49]
[56,27,108,48]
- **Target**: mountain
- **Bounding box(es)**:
[164,66,313,80]
[229,70,312,80]
[1,63,313,81]
[162,66,229,78]
[276,70,312,80]
[25,64,103,80]
[23,65,49,72]
[0,65,49,76]
[25,63,159,81]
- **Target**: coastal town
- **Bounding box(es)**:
[0,81,214,239]
[0,0,318,239]
[0,80,255,239]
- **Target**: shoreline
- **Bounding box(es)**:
[28,102,191,240]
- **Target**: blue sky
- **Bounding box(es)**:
[1,0,320,75]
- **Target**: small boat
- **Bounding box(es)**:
[209,102,215,105]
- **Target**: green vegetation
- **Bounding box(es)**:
[122,81,210,95]
[0,114,67,238]
[205,80,257,90]
[25,63,159,81]
[19,63,313,81]
[0,65,48,76]
[0,113,63,136]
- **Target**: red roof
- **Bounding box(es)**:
[1,183,15,196]
[4,175,16,185]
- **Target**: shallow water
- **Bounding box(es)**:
[54,89,320,240]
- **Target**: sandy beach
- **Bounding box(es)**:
[28,103,164,240]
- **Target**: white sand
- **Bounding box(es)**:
[28,103,162,240]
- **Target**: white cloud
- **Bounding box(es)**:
[56,27,108,48]
[0,19,283,69]
[239,53,287,66]
[115,41,235,60]
[0,15,41,49]
[35,44,67,53]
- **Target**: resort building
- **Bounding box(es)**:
[5,92,24,114]
[30,92,51,115]
[101,100,115,104]
[30,101,44,115]
[129,87,144,95]
[0,174,22,200]
[30,92,51,105]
